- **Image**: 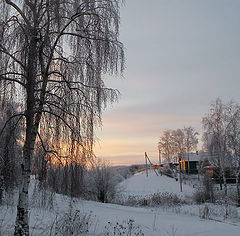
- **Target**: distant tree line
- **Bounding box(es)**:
[32,157,120,203]
[32,154,142,203]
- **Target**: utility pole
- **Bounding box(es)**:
[158,148,162,176]
[145,152,148,177]
[158,148,161,165]
[178,153,183,192]
[187,142,190,175]
[145,152,159,176]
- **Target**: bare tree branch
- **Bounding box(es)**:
[5,0,31,28]
[0,113,25,138]
[0,74,26,88]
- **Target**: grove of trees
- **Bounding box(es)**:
[158,126,199,164]
[202,98,240,205]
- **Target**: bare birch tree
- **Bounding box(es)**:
[224,101,240,205]
[0,0,124,235]
[183,126,199,174]
[158,130,174,163]
[202,98,233,196]
[158,128,198,164]
[171,128,185,155]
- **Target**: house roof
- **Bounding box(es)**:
[181,153,201,162]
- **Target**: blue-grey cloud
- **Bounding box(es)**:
[96,0,240,165]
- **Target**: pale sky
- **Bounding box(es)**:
[94,0,240,166]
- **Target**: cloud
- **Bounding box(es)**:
[95,0,240,165]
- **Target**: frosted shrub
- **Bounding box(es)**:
[104,219,144,236]
[122,192,184,207]
[193,189,207,204]
[120,195,141,206]
[214,188,238,206]
[224,204,238,219]
[1,189,17,206]
[51,210,91,236]
[199,204,210,219]
[193,175,214,204]
[150,192,183,206]
[87,159,122,203]
[31,182,55,210]
[198,203,239,220]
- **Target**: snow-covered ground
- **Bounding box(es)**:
[1,196,239,236]
[80,200,240,236]
[0,171,240,235]
[121,170,194,198]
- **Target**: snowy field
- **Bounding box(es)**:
[1,196,240,236]
[0,171,240,235]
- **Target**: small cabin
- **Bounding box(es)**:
[180,153,200,174]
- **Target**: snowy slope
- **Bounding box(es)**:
[121,170,194,197]
[1,196,239,236]
[80,200,240,236]
[1,172,239,235]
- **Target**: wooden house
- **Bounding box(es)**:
[180,153,200,174]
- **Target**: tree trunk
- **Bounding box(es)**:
[14,133,36,235]
[0,175,3,205]
[236,170,240,206]
[187,145,190,175]
[219,176,223,190]
[222,170,228,197]
[14,34,38,235]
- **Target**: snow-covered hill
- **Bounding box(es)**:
[121,170,194,198]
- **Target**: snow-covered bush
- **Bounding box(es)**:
[119,192,184,207]
[104,219,144,236]
[150,192,184,206]
[193,175,214,204]
[199,204,210,219]
[213,186,239,206]
[50,210,91,236]
[198,203,239,220]
[86,159,123,203]
[1,188,17,206]
[193,189,208,204]
[31,181,55,210]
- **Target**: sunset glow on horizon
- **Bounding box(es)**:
[95,0,240,166]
